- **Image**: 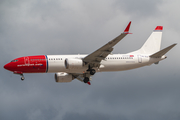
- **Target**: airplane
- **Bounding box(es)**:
[4,21,177,85]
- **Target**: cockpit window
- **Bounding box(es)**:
[11,60,18,62]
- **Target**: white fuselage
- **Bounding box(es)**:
[46,54,164,73]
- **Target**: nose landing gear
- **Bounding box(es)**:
[13,71,25,81]
[21,76,25,81]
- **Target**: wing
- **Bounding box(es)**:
[83,21,132,68]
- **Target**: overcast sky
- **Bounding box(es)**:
[0,0,180,120]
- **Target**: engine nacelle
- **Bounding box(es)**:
[55,72,74,83]
[64,58,84,69]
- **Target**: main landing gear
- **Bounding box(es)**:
[83,66,96,85]
[87,65,96,75]
[83,77,89,83]
[89,69,96,75]
[83,77,91,85]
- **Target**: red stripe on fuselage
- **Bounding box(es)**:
[5,55,47,73]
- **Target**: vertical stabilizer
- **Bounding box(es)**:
[130,26,163,55]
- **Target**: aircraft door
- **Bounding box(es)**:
[138,55,142,63]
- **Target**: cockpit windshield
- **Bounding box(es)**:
[11,60,18,62]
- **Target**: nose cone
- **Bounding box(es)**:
[4,63,12,71]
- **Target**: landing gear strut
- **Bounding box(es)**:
[13,71,25,81]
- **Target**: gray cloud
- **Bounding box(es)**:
[63,111,111,120]
[114,0,163,18]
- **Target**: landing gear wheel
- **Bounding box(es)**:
[83,77,89,83]
[21,76,25,81]
[90,69,96,75]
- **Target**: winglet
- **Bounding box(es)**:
[124,21,132,34]
[154,26,163,31]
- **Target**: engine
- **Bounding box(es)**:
[55,72,74,83]
[64,58,84,69]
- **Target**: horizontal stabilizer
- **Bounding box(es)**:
[150,43,177,58]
